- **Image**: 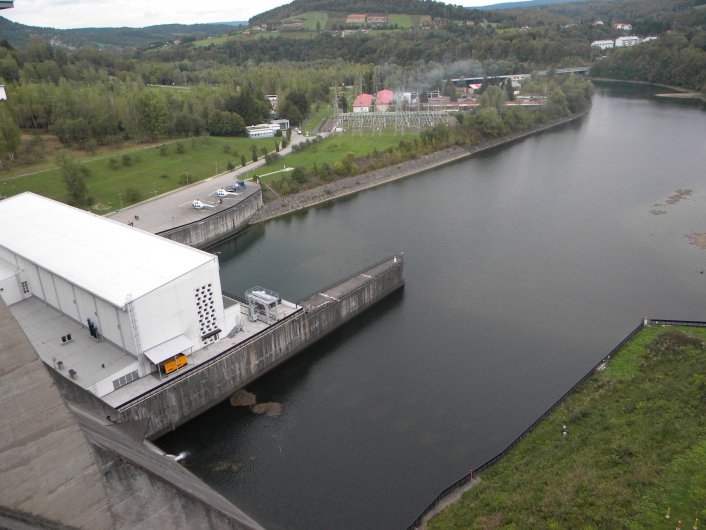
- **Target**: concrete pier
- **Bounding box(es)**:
[113,255,404,438]
[157,189,263,249]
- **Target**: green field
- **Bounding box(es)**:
[0,137,275,212]
[254,132,415,182]
[429,325,706,529]
[190,35,233,47]
[294,12,329,31]
[301,104,332,135]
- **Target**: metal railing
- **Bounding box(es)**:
[406,318,706,529]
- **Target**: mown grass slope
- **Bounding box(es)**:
[429,325,706,529]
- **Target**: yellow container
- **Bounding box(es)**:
[161,353,187,375]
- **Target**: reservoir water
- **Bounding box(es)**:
[158,84,706,530]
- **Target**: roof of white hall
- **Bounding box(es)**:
[0,193,216,308]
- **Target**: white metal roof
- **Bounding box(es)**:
[0,193,216,307]
[143,334,193,364]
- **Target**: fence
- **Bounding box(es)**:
[405,318,706,529]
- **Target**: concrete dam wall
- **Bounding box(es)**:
[157,190,262,249]
[117,255,405,439]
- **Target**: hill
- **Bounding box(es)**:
[0,16,240,50]
[478,0,592,9]
[250,0,476,26]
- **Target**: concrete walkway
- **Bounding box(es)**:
[416,478,480,529]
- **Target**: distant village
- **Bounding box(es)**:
[590,21,658,50]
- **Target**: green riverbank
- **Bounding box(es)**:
[427,325,706,529]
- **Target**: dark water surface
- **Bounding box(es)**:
[158,84,706,530]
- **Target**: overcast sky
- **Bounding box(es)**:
[4,0,527,29]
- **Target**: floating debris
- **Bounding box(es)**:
[251,402,283,417]
[666,188,692,205]
[650,208,667,216]
[230,389,256,407]
[686,233,706,250]
[213,460,242,473]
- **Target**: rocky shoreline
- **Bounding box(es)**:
[249,110,589,225]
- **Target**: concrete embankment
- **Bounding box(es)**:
[0,297,263,530]
[113,255,404,439]
[157,189,262,249]
[250,111,589,225]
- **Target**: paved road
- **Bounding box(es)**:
[107,131,311,234]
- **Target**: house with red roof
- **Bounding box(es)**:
[375,89,393,111]
[353,93,373,113]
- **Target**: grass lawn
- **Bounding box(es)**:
[428,325,706,529]
[256,132,416,182]
[301,105,332,135]
[0,136,275,212]
[388,14,413,28]
[296,11,329,31]
[190,35,233,47]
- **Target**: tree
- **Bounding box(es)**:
[505,79,515,101]
[338,92,348,112]
[136,91,168,139]
[280,90,310,126]
[251,144,258,162]
[57,153,93,208]
[207,109,246,136]
[241,154,247,167]
[224,87,270,126]
[479,85,505,111]
[0,106,21,168]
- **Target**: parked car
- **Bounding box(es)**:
[225,181,246,192]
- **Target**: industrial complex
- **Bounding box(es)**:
[0,192,247,398]
[0,189,404,529]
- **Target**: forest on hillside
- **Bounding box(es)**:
[0,0,703,173]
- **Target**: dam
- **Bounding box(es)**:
[0,192,404,529]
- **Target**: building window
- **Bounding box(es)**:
[21,281,29,294]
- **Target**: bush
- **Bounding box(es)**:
[175,142,185,154]
[108,157,119,170]
[121,154,132,167]
[291,167,307,184]
[125,188,141,203]
[265,152,281,165]
[158,144,169,156]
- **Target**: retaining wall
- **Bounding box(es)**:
[115,255,404,439]
[157,190,262,249]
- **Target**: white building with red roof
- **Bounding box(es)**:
[375,89,394,111]
[353,93,373,113]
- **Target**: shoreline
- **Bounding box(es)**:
[589,77,706,101]
[249,110,589,225]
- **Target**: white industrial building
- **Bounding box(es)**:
[591,39,614,50]
[0,193,242,398]
[246,123,281,138]
[616,36,641,47]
